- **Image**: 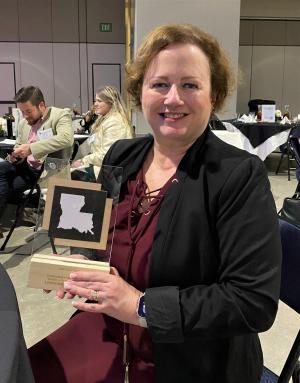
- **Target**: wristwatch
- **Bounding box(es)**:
[137,293,147,328]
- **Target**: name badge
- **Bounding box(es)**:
[38,128,53,140]
[88,133,96,144]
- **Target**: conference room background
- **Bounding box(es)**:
[0,0,300,133]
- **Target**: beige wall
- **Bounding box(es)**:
[237,1,300,116]
[241,0,300,18]
[0,0,126,114]
[0,0,125,43]
[133,0,241,134]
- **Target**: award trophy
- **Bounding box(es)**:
[27,157,122,290]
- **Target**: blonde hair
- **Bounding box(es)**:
[92,85,134,135]
[126,23,235,112]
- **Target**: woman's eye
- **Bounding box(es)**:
[182,83,198,89]
[151,82,168,89]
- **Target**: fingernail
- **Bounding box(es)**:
[64,282,70,289]
[70,273,76,279]
[72,301,77,307]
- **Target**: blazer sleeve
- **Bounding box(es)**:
[146,157,282,343]
[81,116,130,167]
[29,109,73,159]
[14,120,27,148]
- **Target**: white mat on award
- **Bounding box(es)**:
[27,157,123,290]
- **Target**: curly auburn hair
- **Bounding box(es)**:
[126,23,235,112]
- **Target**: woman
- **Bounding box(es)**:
[29,24,281,382]
[71,85,134,179]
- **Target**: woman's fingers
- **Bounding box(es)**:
[64,282,94,300]
[72,300,102,313]
[56,288,67,299]
[69,270,111,282]
[110,266,119,276]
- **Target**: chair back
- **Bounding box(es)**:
[70,140,80,162]
[279,219,300,314]
[260,219,300,383]
[290,137,300,168]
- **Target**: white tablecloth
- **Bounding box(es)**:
[213,124,290,161]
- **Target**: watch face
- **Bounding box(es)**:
[138,295,146,317]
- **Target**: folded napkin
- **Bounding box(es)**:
[237,114,257,123]
[280,116,291,125]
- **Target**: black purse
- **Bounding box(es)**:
[278,189,300,227]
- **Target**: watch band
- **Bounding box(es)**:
[137,293,147,328]
[138,316,148,328]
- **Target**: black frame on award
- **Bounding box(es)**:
[32,158,123,264]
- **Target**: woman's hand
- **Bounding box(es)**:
[43,254,88,299]
[71,160,82,169]
[63,267,142,326]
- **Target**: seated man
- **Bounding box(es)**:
[0,85,74,237]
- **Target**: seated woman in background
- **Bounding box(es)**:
[71,85,134,180]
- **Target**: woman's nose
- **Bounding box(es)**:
[164,85,184,106]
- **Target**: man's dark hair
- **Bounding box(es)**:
[14,86,45,106]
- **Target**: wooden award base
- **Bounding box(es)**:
[28,254,110,290]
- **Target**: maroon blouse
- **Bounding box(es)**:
[102,169,176,363]
[28,169,178,383]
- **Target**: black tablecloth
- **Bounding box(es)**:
[230,122,294,148]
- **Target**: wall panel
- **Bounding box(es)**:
[53,43,81,109]
[237,46,252,114]
[0,0,19,41]
[52,0,80,42]
[18,0,52,42]
[282,47,300,117]
[0,43,21,89]
[19,43,54,104]
[92,64,121,97]
[86,43,125,107]
[250,46,285,110]
[86,0,125,43]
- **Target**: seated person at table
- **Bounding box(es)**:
[0,86,74,237]
[78,104,98,133]
[28,24,281,383]
[71,85,134,180]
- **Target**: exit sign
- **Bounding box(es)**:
[100,23,112,32]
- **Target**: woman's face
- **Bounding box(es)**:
[94,96,111,116]
[141,43,213,146]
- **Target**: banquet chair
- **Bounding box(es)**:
[209,118,226,130]
[70,140,80,161]
[0,164,44,251]
[275,128,297,181]
[260,218,300,383]
[290,137,300,169]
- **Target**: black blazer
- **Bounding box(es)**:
[103,128,282,383]
[0,264,35,383]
